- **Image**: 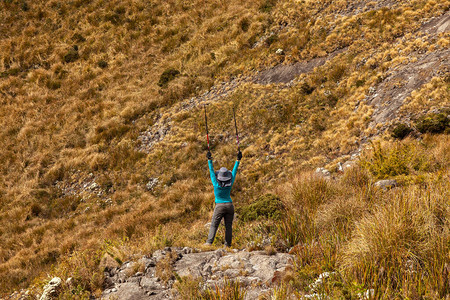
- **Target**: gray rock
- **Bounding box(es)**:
[146,178,159,191]
[342,160,356,170]
[374,179,397,190]
[102,248,295,300]
[315,167,330,177]
[102,282,147,300]
[40,277,62,300]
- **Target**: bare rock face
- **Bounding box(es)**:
[101,247,294,300]
[40,277,62,300]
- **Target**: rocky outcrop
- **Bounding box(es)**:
[101,247,294,300]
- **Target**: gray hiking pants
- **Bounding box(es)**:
[206,202,234,246]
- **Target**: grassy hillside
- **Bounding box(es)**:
[0,0,449,298]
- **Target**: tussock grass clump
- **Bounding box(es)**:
[281,173,336,211]
[340,182,449,298]
[53,249,104,296]
[339,165,371,190]
[158,68,181,88]
[203,278,247,300]
[174,276,246,300]
[275,173,340,249]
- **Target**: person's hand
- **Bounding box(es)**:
[237,150,242,161]
[207,151,212,160]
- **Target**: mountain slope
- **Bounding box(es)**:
[0,0,449,298]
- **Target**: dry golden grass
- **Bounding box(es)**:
[0,0,449,297]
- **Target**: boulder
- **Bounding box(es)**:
[40,277,62,300]
[374,179,397,190]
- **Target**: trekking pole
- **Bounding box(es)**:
[204,104,210,151]
[232,107,240,151]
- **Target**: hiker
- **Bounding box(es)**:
[205,150,242,247]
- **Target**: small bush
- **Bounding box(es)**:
[46,79,61,90]
[360,142,410,178]
[415,113,449,134]
[97,60,108,69]
[158,68,180,87]
[259,0,277,13]
[300,82,315,95]
[63,47,79,63]
[355,79,365,87]
[239,193,284,222]
[391,123,412,139]
[239,18,250,32]
[359,140,441,179]
[265,34,278,46]
[329,64,346,82]
[30,203,42,217]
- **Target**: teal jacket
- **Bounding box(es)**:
[208,160,240,203]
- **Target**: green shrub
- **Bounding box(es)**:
[415,113,449,134]
[360,142,409,178]
[359,141,436,179]
[391,123,412,139]
[158,68,180,87]
[239,193,284,222]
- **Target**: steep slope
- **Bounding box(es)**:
[0,0,449,298]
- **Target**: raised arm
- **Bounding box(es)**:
[231,160,240,185]
[231,150,242,185]
[208,159,219,187]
